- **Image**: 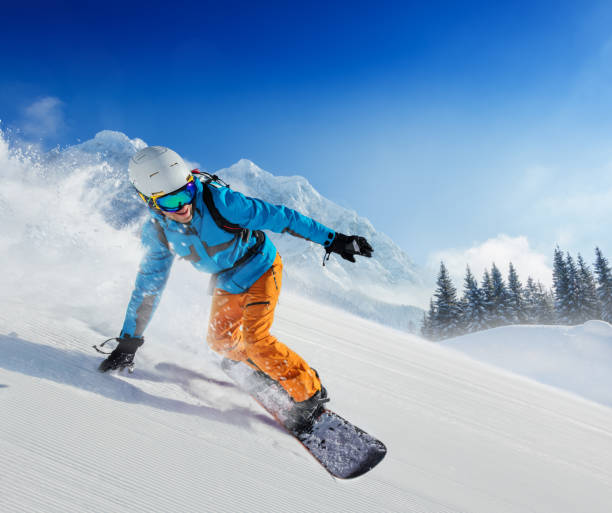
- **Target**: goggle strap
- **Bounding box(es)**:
[138,191,160,210]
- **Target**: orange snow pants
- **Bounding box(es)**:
[206,253,321,402]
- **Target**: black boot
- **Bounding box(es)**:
[284,385,330,435]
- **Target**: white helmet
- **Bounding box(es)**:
[128,146,192,197]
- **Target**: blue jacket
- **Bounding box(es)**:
[120,178,335,337]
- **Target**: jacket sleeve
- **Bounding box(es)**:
[120,218,175,338]
[212,186,336,247]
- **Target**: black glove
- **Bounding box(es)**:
[326,233,374,263]
[97,336,144,373]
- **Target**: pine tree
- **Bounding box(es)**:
[594,247,612,323]
[432,261,462,340]
[535,282,556,324]
[565,253,581,324]
[457,295,469,335]
[506,262,526,324]
[517,277,555,325]
[524,277,538,323]
[552,247,571,324]
[461,266,488,333]
[490,263,509,327]
[576,254,599,322]
[481,269,495,328]
[421,299,436,340]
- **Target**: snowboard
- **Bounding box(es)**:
[221,359,387,479]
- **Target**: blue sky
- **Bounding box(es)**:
[3,1,612,285]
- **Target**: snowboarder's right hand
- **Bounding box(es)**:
[97,336,144,373]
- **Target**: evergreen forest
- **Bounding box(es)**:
[421,247,612,341]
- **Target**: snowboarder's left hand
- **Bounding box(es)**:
[97,336,144,373]
[326,233,373,263]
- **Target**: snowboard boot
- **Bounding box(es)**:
[283,384,330,435]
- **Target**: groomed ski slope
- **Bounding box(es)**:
[447,321,612,408]
[2,294,612,513]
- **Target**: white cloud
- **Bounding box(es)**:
[428,234,552,289]
[21,97,65,138]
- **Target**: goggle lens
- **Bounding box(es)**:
[155,180,196,212]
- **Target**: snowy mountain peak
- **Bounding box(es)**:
[67,130,147,164]
[231,157,266,174]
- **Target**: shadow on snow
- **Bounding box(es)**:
[0,334,281,432]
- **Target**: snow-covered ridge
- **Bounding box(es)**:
[5,129,423,330]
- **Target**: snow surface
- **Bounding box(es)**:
[2,129,612,511]
[2,296,612,513]
[446,321,612,407]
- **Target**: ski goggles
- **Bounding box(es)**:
[139,175,197,212]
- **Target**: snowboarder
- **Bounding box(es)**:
[98,146,373,432]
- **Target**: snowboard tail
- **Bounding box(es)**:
[296,409,387,479]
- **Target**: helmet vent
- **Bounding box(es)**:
[128,146,189,197]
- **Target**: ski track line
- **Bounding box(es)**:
[1,439,157,513]
[0,312,363,472]
[278,302,608,426]
[5,311,612,447]
[5,300,612,511]
[303,341,612,487]
[16,295,602,445]
[280,304,612,429]
[129,385,442,513]
[337,350,610,447]
[335,365,612,485]
[345,355,612,447]
[0,314,430,512]
[163,304,612,488]
[0,368,458,513]
[378,398,612,501]
[283,302,608,511]
[282,320,612,441]
[1,372,332,513]
[115,369,443,512]
[0,322,318,486]
[0,309,462,513]
[275,332,612,505]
